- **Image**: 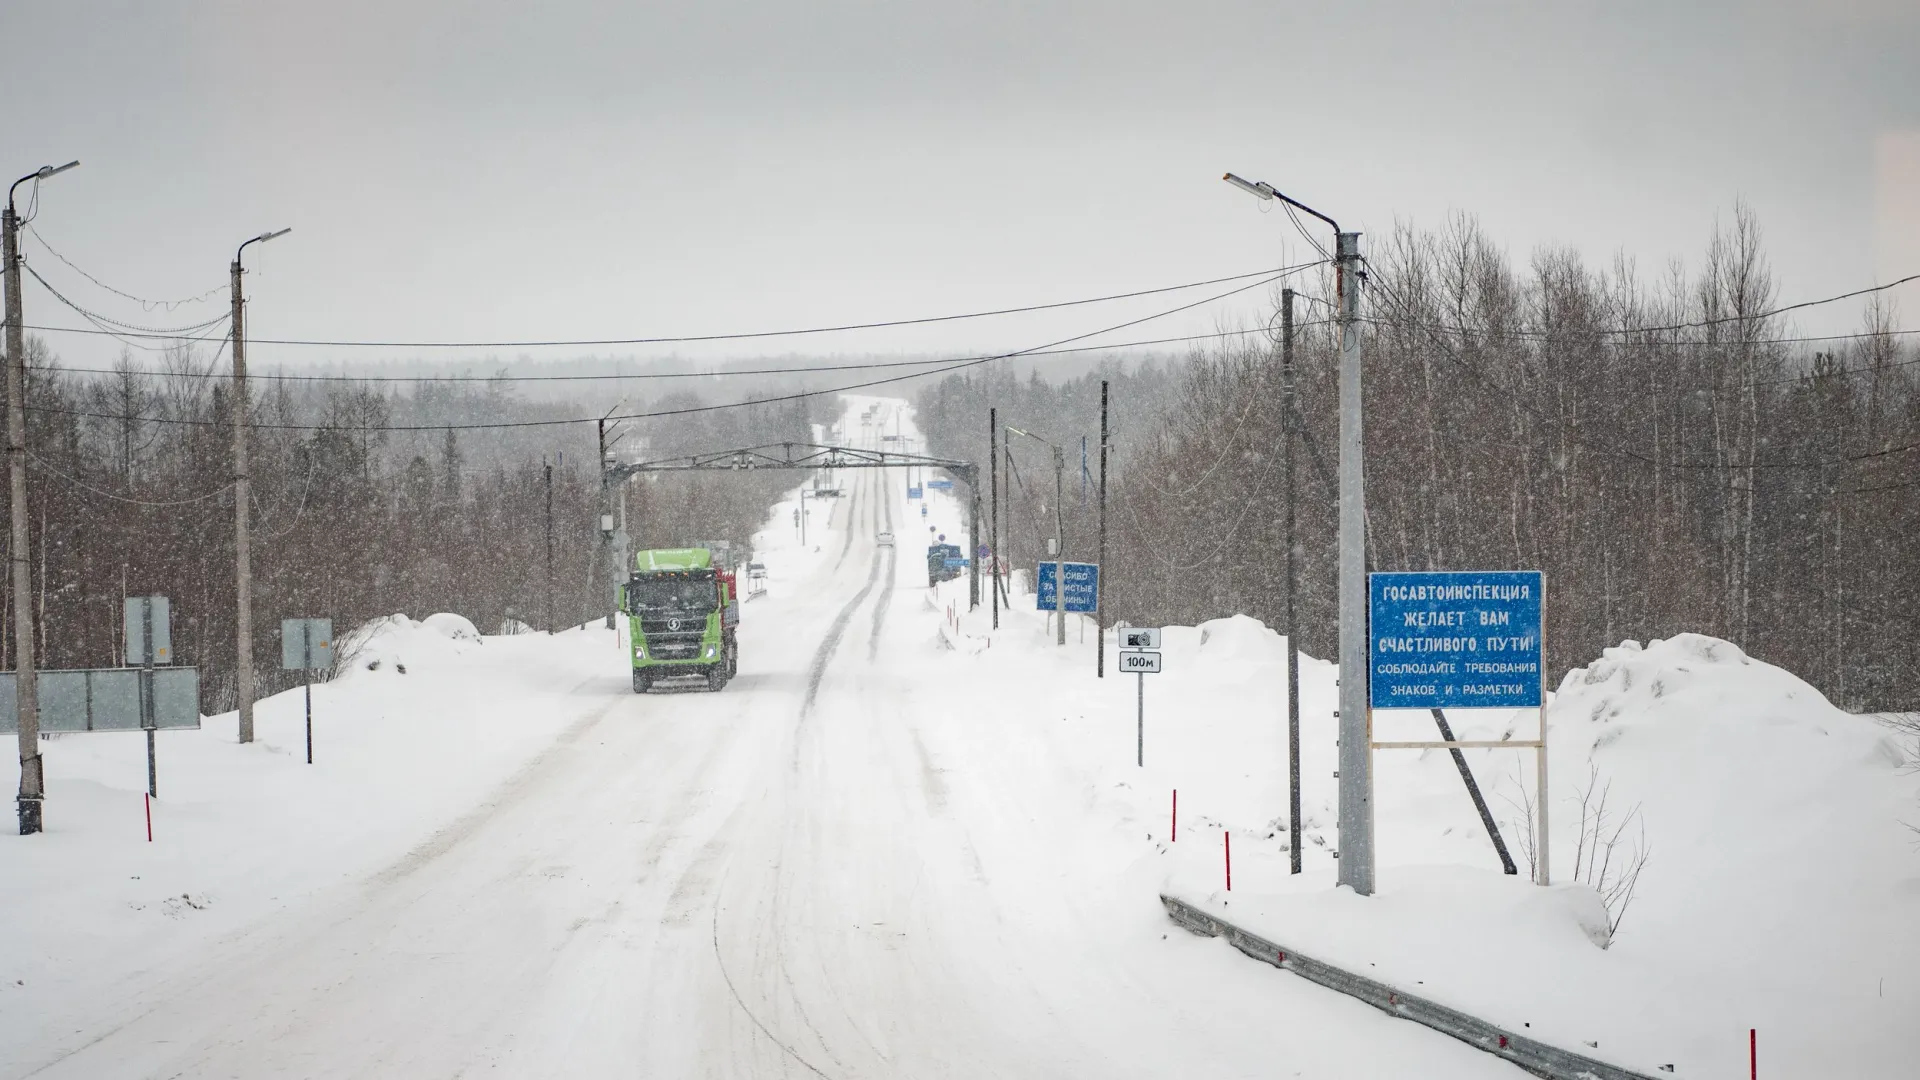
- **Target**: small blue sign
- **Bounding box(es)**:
[908,486,923,499]
[1369,571,1543,710]
[1035,562,1099,613]
[927,479,953,491]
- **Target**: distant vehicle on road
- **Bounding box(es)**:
[877,531,894,547]
[623,547,739,693]
[925,543,967,586]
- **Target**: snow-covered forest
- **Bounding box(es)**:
[920,208,1920,711]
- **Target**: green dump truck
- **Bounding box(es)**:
[625,547,739,692]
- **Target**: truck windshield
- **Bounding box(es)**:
[629,579,718,613]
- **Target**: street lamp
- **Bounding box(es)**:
[231,226,290,746]
[1007,426,1068,646]
[1224,170,1371,895]
[6,159,79,834]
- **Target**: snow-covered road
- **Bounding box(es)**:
[7,421,1518,1078]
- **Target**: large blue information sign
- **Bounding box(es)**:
[1369,571,1543,710]
[1035,562,1099,613]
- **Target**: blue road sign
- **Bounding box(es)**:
[1035,562,1099,613]
[908,486,923,499]
[1369,571,1543,710]
[927,478,953,491]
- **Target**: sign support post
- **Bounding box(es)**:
[141,599,156,800]
[1137,670,1144,767]
[304,634,314,766]
[281,619,333,766]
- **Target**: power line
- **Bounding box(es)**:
[18,262,1320,350]
[33,321,1339,386]
[25,265,1313,434]
[24,224,227,310]
[26,452,235,507]
[22,263,231,336]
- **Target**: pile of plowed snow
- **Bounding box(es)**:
[932,576,1919,1080]
[0,614,626,1050]
[336,611,486,676]
[1161,633,1919,1080]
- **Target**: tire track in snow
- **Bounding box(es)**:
[830,467,863,573]
[805,476,883,722]
[868,468,896,660]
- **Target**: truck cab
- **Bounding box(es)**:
[925,543,967,586]
[626,548,739,692]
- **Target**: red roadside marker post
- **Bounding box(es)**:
[1171,789,1177,842]
[144,792,151,842]
[1225,831,1232,892]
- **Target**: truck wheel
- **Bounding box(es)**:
[726,643,739,678]
[706,665,726,692]
[632,669,652,694]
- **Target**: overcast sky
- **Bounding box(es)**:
[7,1,1918,374]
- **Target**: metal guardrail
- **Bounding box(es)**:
[1160,894,1667,1080]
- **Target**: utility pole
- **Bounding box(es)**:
[989,408,999,630]
[230,258,251,742]
[1333,230,1371,894]
[1053,443,1065,646]
[968,476,982,610]
[1222,172,1369,894]
[598,412,627,630]
[1283,288,1302,874]
[598,419,611,629]
[230,226,288,746]
[1097,380,1108,677]
[1004,438,1014,598]
[6,160,76,834]
[544,461,555,633]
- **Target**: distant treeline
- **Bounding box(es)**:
[0,345,818,711]
[920,207,1919,710]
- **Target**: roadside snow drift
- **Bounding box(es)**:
[934,565,1919,1080]
[0,614,623,1050]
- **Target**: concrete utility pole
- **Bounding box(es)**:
[598,411,627,630]
[1283,287,1303,875]
[1222,172,1371,894]
[6,160,76,834]
[1333,230,1371,895]
[1052,443,1066,646]
[544,461,555,632]
[989,408,999,630]
[968,481,982,610]
[231,227,289,746]
[1097,380,1108,677]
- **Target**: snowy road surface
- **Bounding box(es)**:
[7,455,1519,1077]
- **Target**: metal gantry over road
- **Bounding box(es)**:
[601,442,984,609]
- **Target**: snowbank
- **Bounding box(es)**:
[0,617,626,1056]
[931,579,1920,1080]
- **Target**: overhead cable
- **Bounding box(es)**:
[18,263,1322,349]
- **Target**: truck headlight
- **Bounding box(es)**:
[634,645,646,659]
[704,645,716,658]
